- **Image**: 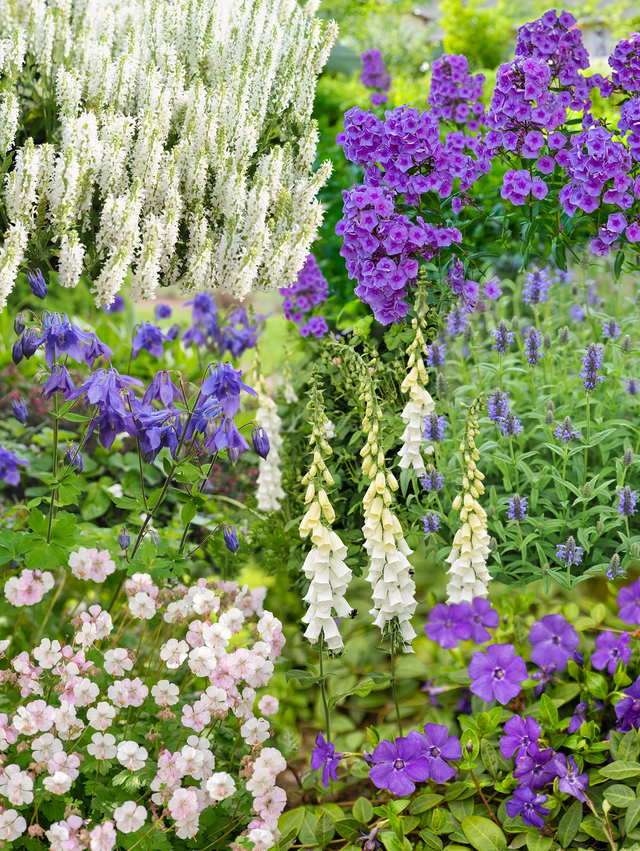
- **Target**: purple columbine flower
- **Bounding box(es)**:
[311,732,344,788]
[421,467,445,492]
[514,744,563,791]
[487,390,509,422]
[251,427,270,459]
[368,736,430,796]
[615,677,640,732]
[142,371,183,407]
[524,328,542,366]
[628,378,639,396]
[11,398,27,424]
[529,614,579,672]
[423,412,448,442]
[0,445,29,486]
[132,322,171,359]
[532,663,559,697]
[602,318,621,340]
[425,602,472,648]
[82,333,113,368]
[580,343,605,392]
[618,580,640,624]
[568,701,588,734]
[42,364,76,401]
[468,643,527,704]
[223,526,239,554]
[468,598,499,643]
[422,513,441,534]
[499,716,541,760]
[155,304,172,320]
[522,268,551,307]
[427,342,446,368]
[201,362,257,417]
[554,416,580,442]
[556,755,588,802]
[508,494,528,521]
[506,787,549,828]
[570,304,585,323]
[592,630,631,675]
[490,320,515,354]
[104,294,125,313]
[497,409,522,437]
[27,268,47,299]
[420,679,447,707]
[412,723,462,783]
[618,486,639,516]
[38,312,93,367]
[556,536,583,569]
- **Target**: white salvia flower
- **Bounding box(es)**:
[0,92,19,154]
[114,801,146,834]
[398,324,435,475]
[0,808,27,841]
[445,395,491,603]
[43,771,73,795]
[5,138,43,224]
[249,827,276,851]
[0,221,28,311]
[206,772,236,802]
[255,382,285,512]
[116,740,148,771]
[58,231,86,288]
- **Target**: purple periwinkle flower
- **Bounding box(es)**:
[602,318,621,340]
[11,398,28,424]
[568,702,588,734]
[311,732,344,788]
[368,736,430,796]
[554,416,580,442]
[514,744,563,791]
[506,787,549,828]
[580,343,605,392]
[615,677,640,732]
[425,602,472,648]
[490,320,515,354]
[468,643,527,704]
[556,755,588,802]
[0,445,29,486]
[413,723,462,783]
[420,679,447,707]
[522,268,551,306]
[618,485,639,516]
[531,664,559,697]
[468,598,499,643]
[422,513,441,534]
[132,322,171,359]
[618,580,640,624]
[556,536,583,569]
[27,269,47,299]
[423,413,448,442]
[508,494,528,521]
[592,630,631,674]
[524,328,542,365]
[421,467,444,492]
[499,716,540,760]
[487,390,509,422]
[529,614,579,672]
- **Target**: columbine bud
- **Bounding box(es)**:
[543,332,551,349]
[622,335,632,353]
[11,397,28,424]
[223,526,239,554]
[558,326,569,344]
[22,328,42,358]
[631,542,640,559]
[252,427,270,459]
[14,312,26,335]
[12,337,23,365]
[118,527,130,549]
[66,444,83,473]
[166,323,180,341]
[148,529,160,548]
[227,447,239,465]
[624,448,634,467]
[436,372,450,398]
[27,269,47,299]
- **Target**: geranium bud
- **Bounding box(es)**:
[223,526,239,554]
[27,268,48,299]
[251,427,270,459]
[11,397,27,424]
[119,527,130,549]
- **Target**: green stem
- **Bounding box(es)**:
[508,436,519,492]
[319,636,332,743]
[46,396,60,543]
[390,640,403,738]
[584,393,591,485]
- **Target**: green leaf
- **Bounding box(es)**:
[525,834,554,851]
[418,830,444,851]
[298,810,318,846]
[539,694,559,729]
[626,798,640,833]
[366,726,380,749]
[481,740,499,779]
[353,797,374,823]
[604,785,636,808]
[599,761,640,780]
[181,499,198,525]
[278,808,305,841]
[335,819,368,842]
[285,669,321,688]
[315,812,335,847]
[461,817,507,851]
[28,508,48,537]
[328,676,390,709]
[585,670,609,700]
[618,730,640,762]
[557,800,582,847]
[615,249,624,279]
[409,794,444,814]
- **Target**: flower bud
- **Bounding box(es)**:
[11,397,28,424]
[558,326,569,344]
[543,332,551,349]
[166,323,180,341]
[66,444,83,473]
[148,528,160,548]
[596,518,604,534]
[511,315,519,332]
[27,268,47,299]
[227,447,239,466]
[14,312,26,335]
[545,409,554,425]
[436,372,450,398]
[251,427,270,459]
[622,335,632,353]
[223,526,239,554]
[12,337,23,365]
[623,448,634,467]
[463,324,473,343]
[118,527,130,549]
[571,283,579,296]
[489,537,498,552]
[582,482,592,498]
[631,542,640,559]
[22,327,42,358]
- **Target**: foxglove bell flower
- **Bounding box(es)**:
[398,324,435,474]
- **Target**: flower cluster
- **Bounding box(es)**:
[428,53,485,131]
[397,322,436,475]
[279,254,329,338]
[255,377,285,512]
[610,32,640,92]
[360,49,391,107]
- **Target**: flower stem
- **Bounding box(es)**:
[584,393,590,485]
[319,636,332,743]
[390,640,403,738]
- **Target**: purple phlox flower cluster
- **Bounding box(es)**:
[337,183,461,324]
[487,389,509,422]
[445,259,479,312]
[592,630,631,675]
[69,368,142,451]
[447,305,467,337]
[421,466,444,492]
[524,328,542,365]
[423,412,448,442]
[618,485,639,516]
[468,643,527,704]
[15,312,112,369]
[610,33,640,92]
[426,598,498,648]
[132,322,172,359]
[592,211,640,256]
[627,378,639,395]
[556,536,584,569]
[616,677,640,731]
[311,732,344,788]
[501,168,549,205]
[428,53,486,130]
[361,49,391,106]
[500,715,540,759]
[580,343,604,391]
[497,408,522,437]
[618,579,640,624]
[602,318,621,341]
[103,294,125,313]
[523,268,551,306]
[220,305,265,356]
[423,514,441,536]
[529,613,579,672]
[506,787,549,828]
[279,255,329,339]
[508,494,528,521]
[554,416,580,442]
[427,340,446,368]
[490,320,515,354]
[515,10,590,93]
[368,724,461,795]
[181,293,218,348]
[0,445,29,486]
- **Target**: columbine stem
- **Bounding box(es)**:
[46,397,60,543]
